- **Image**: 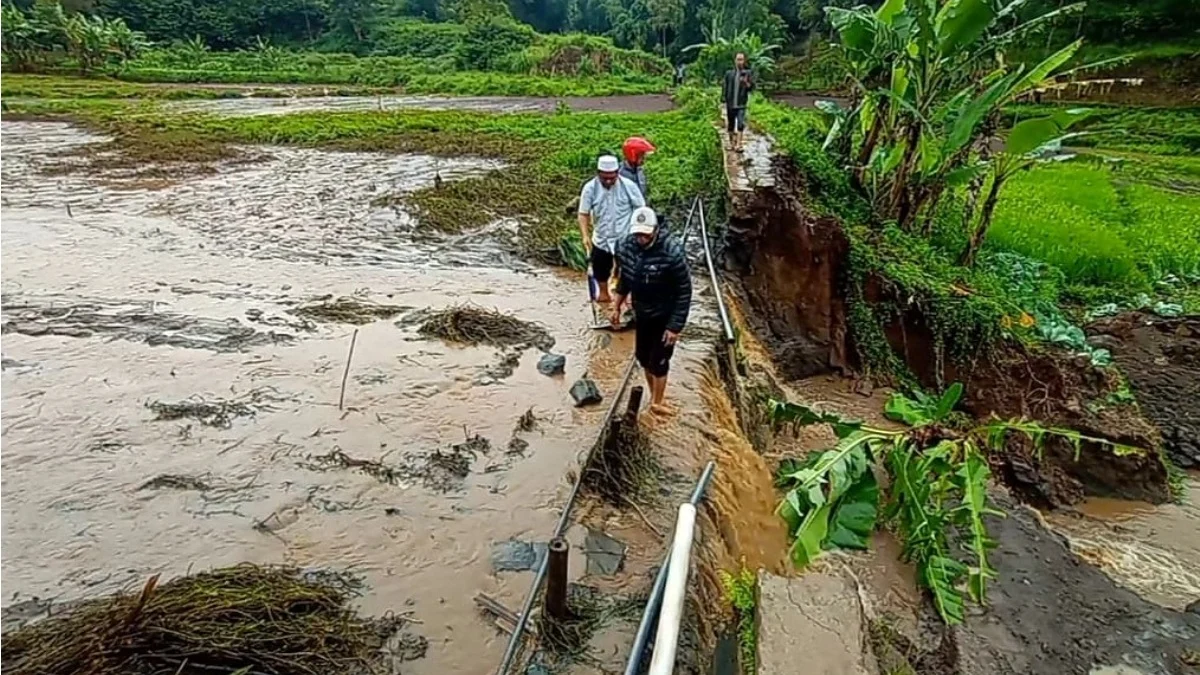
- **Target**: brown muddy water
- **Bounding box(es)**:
[0,120,631,674]
[168,93,675,117]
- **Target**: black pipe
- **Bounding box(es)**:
[622,460,716,675]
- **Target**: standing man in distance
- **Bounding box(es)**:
[578,155,645,303]
[611,206,692,414]
[722,52,754,152]
[620,136,656,202]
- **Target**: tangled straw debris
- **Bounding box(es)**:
[408,305,554,352]
[146,389,282,429]
[291,296,410,325]
[0,564,425,675]
[304,435,488,492]
[583,420,660,505]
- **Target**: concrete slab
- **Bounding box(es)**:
[757,570,878,675]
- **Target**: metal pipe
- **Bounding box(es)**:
[697,201,735,344]
[678,197,700,246]
[622,461,715,675]
[648,503,698,675]
[495,356,639,675]
[544,537,570,621]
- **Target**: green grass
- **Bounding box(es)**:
[988,162,1200,289]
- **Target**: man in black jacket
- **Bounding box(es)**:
[721,52,753,152]
[611,206,692,413]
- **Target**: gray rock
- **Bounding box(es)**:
[491,539,548,573]
[570,377,603,407]
[537,353,566,376]
[584,529,626,576]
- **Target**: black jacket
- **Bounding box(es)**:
[614,230,692,333]
[722,68,753,108]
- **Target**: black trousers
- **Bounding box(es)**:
[591,245,615,282]
[635,314,676,377]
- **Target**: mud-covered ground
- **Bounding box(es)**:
[0,119,638,674]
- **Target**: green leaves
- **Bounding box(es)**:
[934,0,997,56]
[883,383,963,426]
[776,431,881,567]
[1004,108,1091,156]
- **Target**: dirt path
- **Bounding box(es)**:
[0,119,633,675]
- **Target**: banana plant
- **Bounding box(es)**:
[816,0,1117,262]
[771,383,1144,625]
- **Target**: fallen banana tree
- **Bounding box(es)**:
[770,383,1145,624]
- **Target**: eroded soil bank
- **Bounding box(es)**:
[708,127,1200,674]
[0,119,636,674]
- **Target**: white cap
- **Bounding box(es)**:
[629,206,658,235]
[597,155,620,172]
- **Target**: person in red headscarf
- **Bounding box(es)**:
[619,137,655,202]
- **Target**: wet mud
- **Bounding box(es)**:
[0,119,631,675]
[1088,312,1200,469]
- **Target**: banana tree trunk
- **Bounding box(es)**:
[961,174,1006,266]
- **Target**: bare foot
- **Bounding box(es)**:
[650,402,676,417]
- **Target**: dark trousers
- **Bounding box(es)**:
[726,106,746,133]
[591,245,616,282]
[635,314,676,376]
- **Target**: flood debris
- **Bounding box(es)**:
[491,539,549,573]
[583,529,626,576]
[303,438,487,492]
[137,474,211,492]
[0,564,424,675]
[516,407,539,433]
[534,584,641,662]
[291,296,410,325]
[583,419,660,505]
[569,377,603,407]
[409,305,554,352]
[1,295,294,352]
[147,389,279,429]
[537,352,566,376]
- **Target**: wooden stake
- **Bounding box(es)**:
[338,329,359,411]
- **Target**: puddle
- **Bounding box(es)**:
[167,93,675,117]
[0,119,629,674]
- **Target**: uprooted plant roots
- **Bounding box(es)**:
[291,296,409,325]
[0,564,424,675]
[582,418,660,505]
[411,305,554,352]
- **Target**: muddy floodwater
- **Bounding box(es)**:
[0,120,625,674]
[168,93,676,116]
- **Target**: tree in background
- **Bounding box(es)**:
[645,0,685,55]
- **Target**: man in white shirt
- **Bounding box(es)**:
[578,154,645,303]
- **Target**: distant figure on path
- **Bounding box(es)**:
[620,136,656,202]
[722,52,754,152]
[578,155,645,303]
[611,206,692,414]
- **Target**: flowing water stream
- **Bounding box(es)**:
[0,120,630,674]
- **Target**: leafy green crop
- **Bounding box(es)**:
[719,567,758,675]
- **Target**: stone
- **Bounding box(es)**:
[569,377,603,407]
[583,529,626,576]
[537,353,566,376]
[490,539,547,573]
[757,571,877,675]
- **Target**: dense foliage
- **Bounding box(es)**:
[4,0,1194,65]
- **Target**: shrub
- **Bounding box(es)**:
[455,17,535,71]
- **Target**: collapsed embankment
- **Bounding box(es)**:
[721,155,1174,509]
[701,146,1200,674]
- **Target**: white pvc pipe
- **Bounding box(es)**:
[648,503,698,675]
